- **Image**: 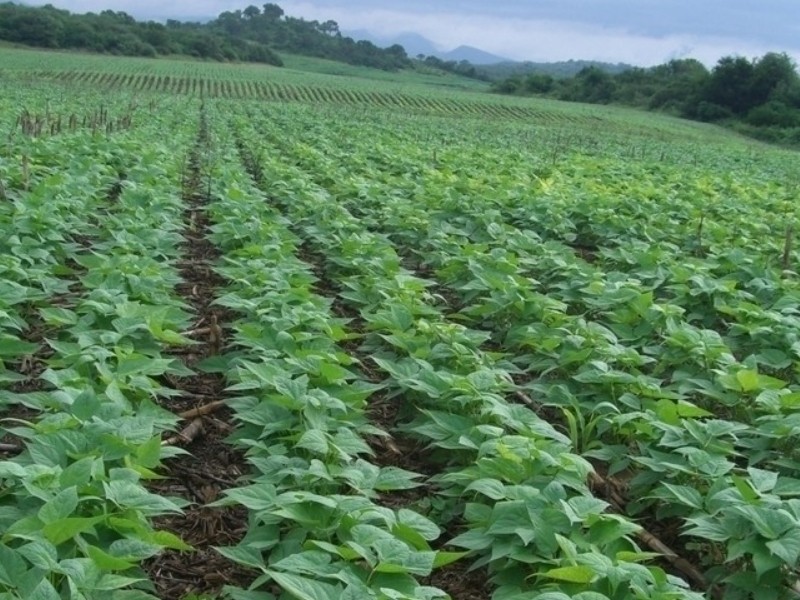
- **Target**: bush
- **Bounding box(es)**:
[694,101,734,122]
[746,101,800,127]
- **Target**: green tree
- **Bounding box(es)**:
[262,3,284,20]
[243,5,261,19]
[750,52,799,106]
[706,56,756,114]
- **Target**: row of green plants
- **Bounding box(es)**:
[229,110,706,599]
[198,124,466,600]
[0,104,199,598]
[238,102,800,599]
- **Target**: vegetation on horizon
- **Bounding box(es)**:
[493,52,800,145]
[0,2,411,70]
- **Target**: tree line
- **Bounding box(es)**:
[493,53,800,145]
[0,3,411,70]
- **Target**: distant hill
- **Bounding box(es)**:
[345,30,508,65]
[344,29,631,77]
[346,30,438,58]
[439,45,509,65]
[479,60,634,81]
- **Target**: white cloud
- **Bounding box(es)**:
[24,0,800,65]
[280,1,800,66]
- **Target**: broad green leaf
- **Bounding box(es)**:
[28,578,60,600]
[104,480,183,515]
[147,530,193,551]
[748,468,778,493]
[95,574,148,590]
[392,524,431,552]
[266,570,341,600]
[736,369,760,392]
[135,435,164,470]
[38,486,79,524]
[57,558,100,587]
[432,551,468,568]
[375,467,422,491]
[272,551,334,575]
[215,545,267,570]
[766,529,800,565]
[59,457,97,488]
[465,478,506,500]
[660,483,704,509]
[542,565,597,584]
[42,516,104,545]
[87,545,136,571]
[39,307,78,326]
[0,336,38,357]
[0,545,27,585]
[108,538,163,561]
[221,587,276,600]
[398,509,440,541]
[213,483,277,511]
[18,540,58,570]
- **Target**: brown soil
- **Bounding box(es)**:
[424,560,493,600]
[144,112,252,599]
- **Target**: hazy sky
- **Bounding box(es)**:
[25,1,800,66]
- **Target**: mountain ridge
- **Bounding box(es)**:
[344,29,509,64]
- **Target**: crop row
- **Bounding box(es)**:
[179,117,470,600]
[223,109,708,600]
[0,108,201,598]
[13,69,570,122]
[231,101,800,599]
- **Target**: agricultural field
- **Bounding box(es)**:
[1,46,800,600]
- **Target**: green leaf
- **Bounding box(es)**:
[767,529,800,565]
[735,505,795,539]
[95,573,148,590]
[135,436,164,470]
[220,587,276,600]
[28,578,60,600]
[0,545,27,586]
[87,545,136,571]
[42,516,104,545]
[660,483,704,509]
[375,467,422,491]
[0,461,27,478]
[748,468,778,493]
[147,530,193,551]
[215,545,267,570]
[38,486,79,524]
[736,369,760,392]
[398,509,440,541]
[107,538,163,561]
[0,336,38,357]
[213,483,277,511]
[57,557,98,587]
[39,307,78,326]
[465,478,506,500]
[296,429,329,455]
[684,516,732,542]
[59,457,97,488]
[17,540,58,570]
[432,551,468,569]
[732,474,760,503]
[272,551,334,576]
[542,565,597,584]
[391,523,431,552]
[266,570,341,600]
[104,480,183,515]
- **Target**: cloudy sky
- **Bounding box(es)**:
[26,0,800,66]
